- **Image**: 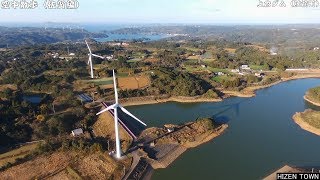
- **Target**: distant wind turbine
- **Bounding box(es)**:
[85,40,106,79]
[96,70,147,159]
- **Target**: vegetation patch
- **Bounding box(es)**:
[299,110,320,129]
[306,86,320,104]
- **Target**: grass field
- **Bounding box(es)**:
[127,58,143,63]
[185,65,230,74]
[0,143,39,167]
[86,78,114,86]
[300,110,320,129]
[250,65,265,71]
[211,75,231,83]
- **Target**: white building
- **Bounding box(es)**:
[241,65,251,70]
[71,128,84,137]
[231,69,240,73]
[285,68,308,71]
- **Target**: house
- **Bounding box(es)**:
[69,53,75,56]
[71,128,84,137]
[214,72,225,76]
[217,72,224,76]
[167,127,174,133]
[255,72,265,78]
[106,55,114,60]
[201,65,207,68]
[241,65,251,70]
[314,47,320,51]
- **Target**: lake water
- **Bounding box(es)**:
[126,78,320,180]
[23,95,42,104]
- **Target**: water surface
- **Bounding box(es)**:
[127,78,320,180]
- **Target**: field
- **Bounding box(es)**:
[187,52,215,62]
[127,58,143,63]
[86,78,114,86]
[0,84,17,91]
[0,143,39,167]
[118,76,150,90]
[0,151,129,180]
[212,75,231,83]
[250,65,265,71]
[185,65,230,74]
[225,48,236,53]
[245,44,268,52]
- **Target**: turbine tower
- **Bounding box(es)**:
[96,70,147,159]
[85,40,106,79]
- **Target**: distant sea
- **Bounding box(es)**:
[0,23,171,42]
[83,23,172,42]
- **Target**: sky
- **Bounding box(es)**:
[0,0,320,24]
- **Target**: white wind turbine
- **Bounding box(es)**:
[85,40,106,79]
[96,70,147,159]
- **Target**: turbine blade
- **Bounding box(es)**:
[113,70,118,104]
[119,105,147,126]
[85,40,92,54]
[92,54,105,59]
[96,104,115,115]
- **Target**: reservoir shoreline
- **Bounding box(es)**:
[120,74,320,107]
[292,111,320,136]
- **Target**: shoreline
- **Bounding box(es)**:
[120,74,320,107]
[304,95,320,107]
[146,124,228,170]
[292,111,320,136]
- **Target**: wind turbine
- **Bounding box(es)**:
[96,70,147,159]
[85,40,106,79]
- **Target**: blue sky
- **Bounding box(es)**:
[0,0,320,24]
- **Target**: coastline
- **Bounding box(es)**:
[120,73,320,107]
[292,111,320,136]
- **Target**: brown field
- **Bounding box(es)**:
[187,55,200,60]
[0,151,129,180]
[144,57,159,63]
[0,84,17,91]
[93,111,132,147]
[102,76,150,90]
[245,44,269,52]
[0,143,39,167]
[225,48,236,53]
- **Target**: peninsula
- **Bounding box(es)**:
[292,86,320,136]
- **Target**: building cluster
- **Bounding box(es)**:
[108,42,130,47]
[231,65,265,78]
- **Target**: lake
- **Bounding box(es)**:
[23,95,42,104]
[126,78,320,180]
